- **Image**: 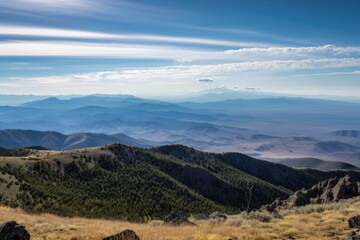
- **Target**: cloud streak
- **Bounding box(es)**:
[0,25,268,48]
[9,58,360,84]
[4,58,360,96]
[293,70,360,77]
[225,45,360,56]
[0,41,235,62]
[0,0,102,13]
[1,38,359,65]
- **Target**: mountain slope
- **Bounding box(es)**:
[275,158,360,171]
[155,145,360,191]
[314,141,359,153]
[1,144,359,222]
[0,129,151,150]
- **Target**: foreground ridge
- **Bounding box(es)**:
[1,197,360,240]
[1,144,360,221]
[262,175,360,211]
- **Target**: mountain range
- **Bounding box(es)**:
[0,94,360,167]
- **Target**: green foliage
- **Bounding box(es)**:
[0,148,32,157]
[1,144,359,222]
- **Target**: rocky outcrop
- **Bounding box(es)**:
[192,213,209,221]
[0,221,30,240]
[345,231,360,240]
[209,211,227,221]
[349,216,360,229]
[102,229,140,240]
[262,175,360,211]
[164,211,195,226]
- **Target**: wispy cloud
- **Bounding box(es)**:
[0,40,236,62]
[0,24,270,48]
[0,0,155,15]
[0,0,189,25]
[225,45,360,56]
[293,70,360,77]
[9,58,360,84]
[179,25,308,45]
[1,27,358,60]
[198,78,214,83]
[5,58,360,95]
[1,37,359,64]
[0,0,102,13]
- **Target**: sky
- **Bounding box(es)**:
[0,0,359,97]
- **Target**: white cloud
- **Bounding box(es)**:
[0,25,268,48]
[1,39,360,65]
[0,0,101,13]
[4,58,360,96]
[293,70,360,77]
[198,78,214,83]
[225,45,360,56]
[0,41,237,62]
[179,25,308,45]
[0,0,172,24]
[9,58,360,84]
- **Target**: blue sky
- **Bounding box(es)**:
[0,0,359,97]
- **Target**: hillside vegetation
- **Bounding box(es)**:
[0,197,359,240]
[0,144,359,221]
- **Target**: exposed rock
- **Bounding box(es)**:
[102,229,140,240]
[0,221,30,240]
[209,211,227,221]
[349,216,360,229]
[344,231,360,240]
[192,213,209,221]
[227,237,238,240]
[164,211,195,226]
[271,210,284,219]
[262,175,360,210]
[261,198,282,212]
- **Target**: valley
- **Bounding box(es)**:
[1,94,360,169]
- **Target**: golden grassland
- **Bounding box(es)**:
[1,197,359,240]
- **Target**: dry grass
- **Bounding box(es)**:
[1,197,359,240]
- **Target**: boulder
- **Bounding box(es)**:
[0,221,30,240]
[102,229,140,240]
[261,198,282,212]
[349,216,360,229]
[344,231,360,240]
[192,213,209,221]
[164,211,195,226]
[209,211,227,221]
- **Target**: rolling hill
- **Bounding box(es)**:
[0,129,152,150]
[275,158,360,171]
[0,144,359,222]
[1,95,360,165]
